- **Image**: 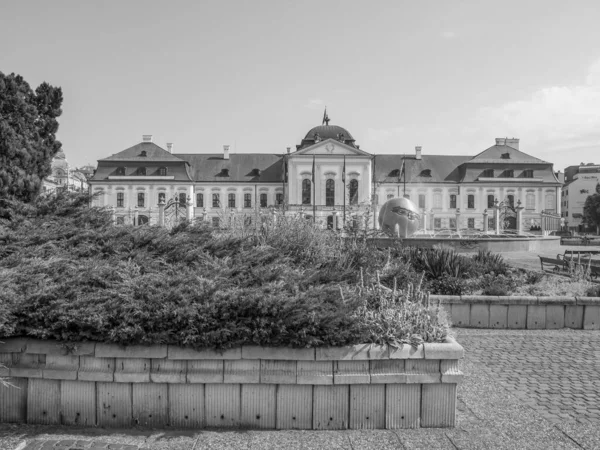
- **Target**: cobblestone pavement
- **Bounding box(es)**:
[458,328,600,425]
[3,329,600,449]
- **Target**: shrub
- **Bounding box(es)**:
[426,274,470,295]
[472,249,509,276]
[0,192,449,348]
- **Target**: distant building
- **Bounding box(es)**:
[561,162,600,231]
[43,150,90,194]
[89,117,562,231]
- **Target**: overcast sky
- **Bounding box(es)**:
[2,0,600,171]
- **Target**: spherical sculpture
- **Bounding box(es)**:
[378,197,421,238]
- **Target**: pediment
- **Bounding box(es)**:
[293,139,371,157]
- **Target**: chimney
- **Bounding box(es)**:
[495,138,506,146]
[142,134,153,143]
[505,138,519,150]
[223,145,230,160]
[166,143,173,153]
[415,146,422,160]
[286,147,291,154]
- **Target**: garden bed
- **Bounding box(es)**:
[0,337,463,429]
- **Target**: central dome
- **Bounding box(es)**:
[304,125,354,141]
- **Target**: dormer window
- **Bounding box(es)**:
[252,168,261,176]
[501,152,510,159]
[503,169,514,178]
[158,167,167,176]
[419,169,431,177]
[140,150,147,157]
[482,169,494,178]
[137,167,147,176]
[221,168,230,177]
[523,169,533,178]
[116,167,125,176]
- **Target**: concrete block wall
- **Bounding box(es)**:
[431,295,600,330]
[0,338,464,429]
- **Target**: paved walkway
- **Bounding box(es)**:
[2,329,600,449]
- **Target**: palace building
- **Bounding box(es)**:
[89,115,562,231]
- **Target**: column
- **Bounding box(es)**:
[158,200,165,227]
[482,209,489,233]
[455,208,461,231]
[516,201,524,235]
[493,201,501,235]
[422,209,428,231]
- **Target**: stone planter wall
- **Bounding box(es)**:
[432,295,600,330]
[0,338,463,429]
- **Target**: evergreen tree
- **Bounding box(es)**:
[0,71,63,202]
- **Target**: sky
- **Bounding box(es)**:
[2,0,600,172]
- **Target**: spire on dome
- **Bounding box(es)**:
[322,108,330,126]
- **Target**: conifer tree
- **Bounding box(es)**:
[0,71,63,202]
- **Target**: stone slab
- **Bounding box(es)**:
[405,359,441,384]
[205,384,241,428]
[260,360,296,384]
[388,344,424,359]
[450,304,470,327]
[546,305,565,329]
[423,337,463,360]
[386,384,420,429]
[370,360,406,384]
[276,385,313,430]
[349,385,385,429]
[60,380,96,426]
[297,361,333,385]
[334,361,370,384]
[95,344,167,359]
[316,344,388,361]
[168,346,241,360]
[27,378,60,425]
[507,305,527,329]
[526,305,546,329]
[224,360,260,384]
[313,385,349,430]
[240,384,276,429]
[583,305,600,330]
[489,305,508,329]
[421,383,456,427]
[169,384,204,428]
[565,305,584,329]
[242,346,314,361]
[97,382,132,427]
[187,360,223,383]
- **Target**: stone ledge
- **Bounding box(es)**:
[316,344,389,360]
[26,340,96,356]
[577,296,600,306]
[242,346,315,361]
[0,338,29,353]
[297,361,333,385]
[96,344,167,359]
[334,361,370,384]
[168,346,241,360]
[388,344,424,359]
[423,337,463,360]
[370,360,406,384]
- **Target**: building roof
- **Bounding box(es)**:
[99,142,185,162]
[175,153,284,183]
[374,155,470,184]
[468,144,548,164]
[297,124,357,150]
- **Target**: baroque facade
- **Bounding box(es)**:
[89,120,562,231]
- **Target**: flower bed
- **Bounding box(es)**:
[0,337,463,429]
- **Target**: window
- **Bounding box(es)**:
[116,216,125,225]
[523,169,533,178]
[137,193,145,207]
[449,218,456,229]
[196,193,203,208]
[228,193,236,208]
[349,179,359,205]
[449,194,457,209]
[418,194,426,209]
[116,167,125,176]
[212,217,220,228]
[212,193,220,208]
[179,193,187,207]
[433,193,442,209]
[387,194,394,200]
[275,193,283,205]
[244,193,252,208]
[501,152,511,159]
[503,170,514,178]
[482,169,494,178]
[137,167,147,176]
[526,193,535,210]
[302,179,311,205]
[507,195,514,208]
[434,218,442,229]
[545,194,555,211]
[487,194,495,208]
[467,194,475,209]
[326,179,335,206]
[158,167,167,176]
[327,216,334,229]
[260,193,267,208]
[468,218,475,229]
[117,192,124,208]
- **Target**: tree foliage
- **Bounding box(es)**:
[583,190,600,233]
[0,71,63,202]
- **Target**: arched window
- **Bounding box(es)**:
[487,194,495,208]
[449,194,457,209]
[349,179,358,205]
[302,179,311,205]
[325,179,335,206]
